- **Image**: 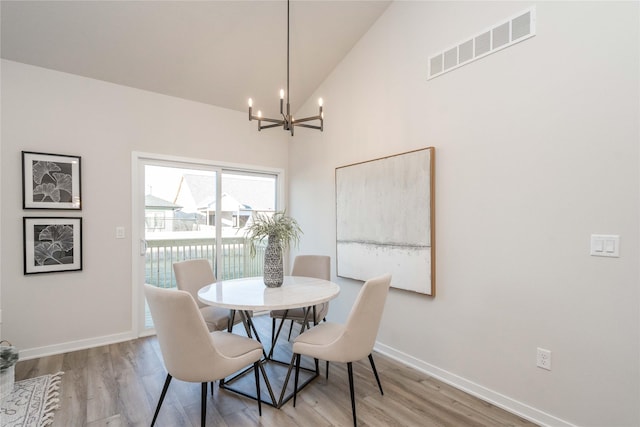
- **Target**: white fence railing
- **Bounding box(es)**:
[145,237,266,288]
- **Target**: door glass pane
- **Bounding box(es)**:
[144,165,216,329]
[219,171,277,279]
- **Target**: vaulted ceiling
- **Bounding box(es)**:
[1,1,391,117]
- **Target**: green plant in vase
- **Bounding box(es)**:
[245,211,302,287]
[0,341,18,400]
[0,344,18,371]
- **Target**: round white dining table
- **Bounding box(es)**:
[197,275,340,408]
[197,275,340,312]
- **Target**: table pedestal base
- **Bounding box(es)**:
[220,311,320,408]
[221,355,318,408]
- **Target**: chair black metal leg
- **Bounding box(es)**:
[293,354,301,407]
[368,353,384,395]
[201,382,207,427]
[210,381,214,396]
[240,311,252,338]
[347,362,357,427]
[271,318,276,348]
[254,362,262,416]
[326,360,330,379]
[287,319,295,340]
[151,374,172,427]
[228,310,236,332]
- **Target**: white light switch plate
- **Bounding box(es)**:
[590,234,619,257]
[116,226,126,239]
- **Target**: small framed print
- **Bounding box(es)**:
[24,217,83,274]
[22,151,81,209]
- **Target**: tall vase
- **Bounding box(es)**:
[263,235,284,287]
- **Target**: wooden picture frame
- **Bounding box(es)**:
[335,147,435,295]
[22,151,82,210]
[23,217,83,274]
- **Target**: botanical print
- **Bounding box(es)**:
[31,160,74,203]
[23,217,82,274]
[32,223,75,266]
[22,152,81,209]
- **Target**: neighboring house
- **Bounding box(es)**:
[201,193,250,228]
[222,174,276,213]
[144,194,182,232]
[174,174,263,229]
[173,174,214,215]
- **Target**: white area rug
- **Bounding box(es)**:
[0,372,63,427]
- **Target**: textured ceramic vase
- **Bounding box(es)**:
[263,235,284,287]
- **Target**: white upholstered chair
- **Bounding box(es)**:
[291,274,392,427]
[270,255,331,343]
[173,259,243,332]
[144,284,263,427]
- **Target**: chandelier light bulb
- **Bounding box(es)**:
[318,98,323,107]
[248,98,253,107]
[257,110,262,118]
[280,89,285,99]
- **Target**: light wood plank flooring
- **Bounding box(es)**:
[15,315,538,427]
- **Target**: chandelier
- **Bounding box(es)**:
[247,0,324,136]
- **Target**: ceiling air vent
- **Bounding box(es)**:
[428,7,536,80]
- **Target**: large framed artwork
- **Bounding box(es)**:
[336,147,435,295]
[22,151,82,210]
[23,217,83,274]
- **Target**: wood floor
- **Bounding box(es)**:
[15,315,538,427]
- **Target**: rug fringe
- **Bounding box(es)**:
[39,371,64,427]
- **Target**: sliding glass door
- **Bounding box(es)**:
[134,154,280,332]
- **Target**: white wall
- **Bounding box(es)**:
[289,2,639,426]
[0,60,287,355]
[0,55,3,340]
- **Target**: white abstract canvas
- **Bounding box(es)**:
[336,147,434,295]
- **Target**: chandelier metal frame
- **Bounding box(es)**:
[248,0,323,136]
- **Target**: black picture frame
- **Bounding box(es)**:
[23,217,83,274]
[22,151,82,210]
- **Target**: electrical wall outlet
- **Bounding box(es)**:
[537,347,552,370]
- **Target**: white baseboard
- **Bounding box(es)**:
[18,331,137,361]
[17,330,573,426]
[374,342,575,427]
